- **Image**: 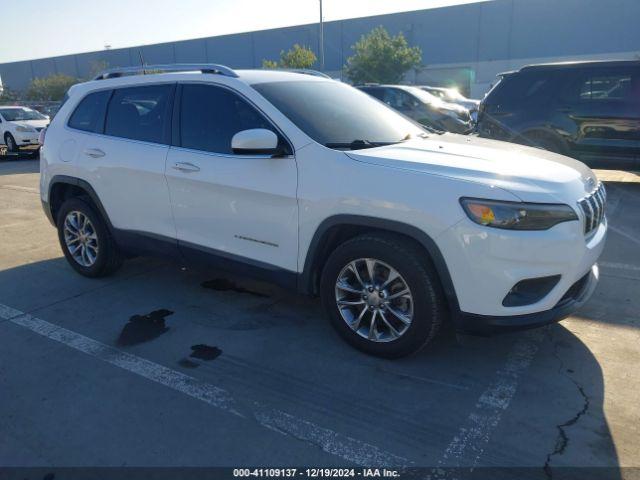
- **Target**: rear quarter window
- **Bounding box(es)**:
[68,90,111,133]
[561,67,638,103]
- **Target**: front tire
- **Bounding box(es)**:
[56,197,123,278]
[5,133,18,152]
[320,233,446,358]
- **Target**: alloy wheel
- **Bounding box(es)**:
[334,258,414,342]
[63,211,99,267]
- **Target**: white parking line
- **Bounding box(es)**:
[0,185,39,194]
[600,261,640,273]
[0,303,409,467]
[434,330,543,474]
[609,225,640,247]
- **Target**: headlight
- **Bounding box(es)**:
[460,198,578,230]
[16,125,35,132]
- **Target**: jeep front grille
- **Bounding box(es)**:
[578,182,606,235]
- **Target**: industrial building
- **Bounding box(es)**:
[1,0,639,97]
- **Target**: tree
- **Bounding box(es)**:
[25,74,78,101]
[0,86,22,104]
[261,59,279,70]
[345,26,422,84]
[262,44,317,70]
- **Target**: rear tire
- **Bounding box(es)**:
[320,233,446,358]
[56,197,123,278]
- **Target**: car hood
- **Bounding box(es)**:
[15,119,49,128]
[345,134,597,204]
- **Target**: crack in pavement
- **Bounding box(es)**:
[543,327,591,479]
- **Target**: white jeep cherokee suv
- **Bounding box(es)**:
[39,64,606,358]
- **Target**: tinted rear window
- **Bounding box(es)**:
[68,90,111,133]
[105,84,173,144]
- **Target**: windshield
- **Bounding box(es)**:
[253,81,424,147]
[0,107,47,121]
[402,86,445,106]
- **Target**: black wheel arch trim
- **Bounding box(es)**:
[298,214,460,313]
[47,175,114,230]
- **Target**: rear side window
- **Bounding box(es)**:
[68,90,110,132]
[105,84,173,144]
[578,72,632,101]
[179,84,276,154]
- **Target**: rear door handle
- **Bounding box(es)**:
[84,148,105,158]
[172,162,201,173]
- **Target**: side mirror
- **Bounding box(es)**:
[231,128,279,155]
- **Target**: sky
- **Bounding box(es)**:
[0,0,489,64]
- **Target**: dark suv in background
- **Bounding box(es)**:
[476,60,640,170]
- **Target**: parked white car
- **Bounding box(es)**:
[0,106,49,151]
[39,64,606,357]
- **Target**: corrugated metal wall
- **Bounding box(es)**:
[1,0,639,96]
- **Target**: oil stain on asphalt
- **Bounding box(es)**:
[202,278,269,297]
[178,344,222,369]
[190,344,223,361]
[117,309,173,346]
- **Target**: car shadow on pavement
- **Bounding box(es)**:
[0,158,39,176]
[0,256,622,474]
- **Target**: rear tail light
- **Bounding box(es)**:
[38,127,47,146]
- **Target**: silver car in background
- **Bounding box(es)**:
[420,85,480,122]
[357,84,473,134]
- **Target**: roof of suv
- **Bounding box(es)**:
[235,69,330,84]
[516,59,640,73]
[67,67,332,98]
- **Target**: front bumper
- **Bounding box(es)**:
[437,213,606,320]
[455,263,599,334]
[15,131,40,146]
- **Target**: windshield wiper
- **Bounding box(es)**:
[325,139,397,150]
[421,125,445,135]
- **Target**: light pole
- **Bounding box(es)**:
[319,0,325,71]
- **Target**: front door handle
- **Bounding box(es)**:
[84,148,105,158]
[172,162,201,173]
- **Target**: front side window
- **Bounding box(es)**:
[179,84,277,154]
[68,90,111,132]
[496,72,557,107]
[105,84,173,144]
[253,81,423,147]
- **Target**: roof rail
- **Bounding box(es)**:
[93,63,238,80]
[278,68,331,79]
